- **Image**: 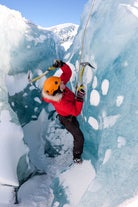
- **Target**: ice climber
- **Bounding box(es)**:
[42,60,85,164]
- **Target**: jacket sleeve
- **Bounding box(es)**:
[60,63,72,84]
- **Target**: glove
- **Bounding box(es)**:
[52,59,65,68]
[76,85,85,102]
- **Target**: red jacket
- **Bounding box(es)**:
[42,63,83,117]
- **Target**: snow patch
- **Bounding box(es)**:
[90,89,100,106]
[85,67,93,84]
[117,136,126,148]
[88,116,99,130]
[134,1,138,8]
[0,110,27,186]
[0,185,15,204]
[117,194,138,207]
[116,96,124,107]
[102,112,120,129]
[124,4,138,18]
[92,76,97,89]
[34,97,41,103]
[123,61,128,67]
[102,149,112,164]
[59,160,95,206]
[101,79,109,95]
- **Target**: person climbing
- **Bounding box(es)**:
[42,60,85,164]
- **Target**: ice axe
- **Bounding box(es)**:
[27,66,55,83]
[80,62,95,69]
[79,62,95,85]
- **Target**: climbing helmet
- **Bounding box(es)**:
[43,76,61,95]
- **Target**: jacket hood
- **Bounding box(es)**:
[42,89,63,102]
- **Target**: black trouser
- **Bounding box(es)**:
[58,115,84,159]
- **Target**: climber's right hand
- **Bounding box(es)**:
[52,59,65,68]
[76,85,85,102]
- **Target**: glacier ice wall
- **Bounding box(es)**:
[67,0,138,206]
[0,0,138,206]
[0,4,64,204]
